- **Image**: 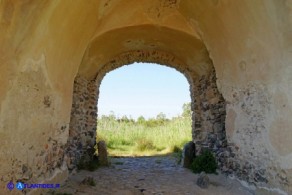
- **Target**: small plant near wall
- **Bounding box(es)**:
[191,150,217,174]
[77,156,99,171]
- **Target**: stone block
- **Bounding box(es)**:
[97,141,109,166]
[182,141,196,168]
[196,172,209,189]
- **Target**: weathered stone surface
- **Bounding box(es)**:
[196,172,210,189]
[81,176,96,186]
[97,141,109,166]
[67,76,98,170]
[192,67,227,155]
[182,141,196,168]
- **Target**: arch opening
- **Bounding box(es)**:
[97,62,192,157]
[67,49,227,171]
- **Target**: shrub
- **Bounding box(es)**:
[172,145,182,153]
[135,138,156,151]
[172,146,183,164]
[191,150,217,174]
[77,155,99,171]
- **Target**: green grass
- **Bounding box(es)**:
[96,115,191,156]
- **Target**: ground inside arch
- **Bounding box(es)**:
[48,155,253,195]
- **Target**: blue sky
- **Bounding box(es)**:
[98,62,191,119]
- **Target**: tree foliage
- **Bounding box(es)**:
[137,116,146,124]
[98,102,191,127]
[182,102,191,118]
[156,112,166,120]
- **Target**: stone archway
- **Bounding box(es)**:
[2,1,291,194]
[67,48,227,171]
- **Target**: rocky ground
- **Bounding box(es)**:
[48,155,254,195]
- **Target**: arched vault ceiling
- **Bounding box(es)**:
[76,0,213,80]
[79,25,212,80]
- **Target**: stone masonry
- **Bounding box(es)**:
[66,75,98,170]
[192,67,227,155]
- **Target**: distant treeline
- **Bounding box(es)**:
[98,103,191,127]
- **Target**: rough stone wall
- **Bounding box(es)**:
[191,69,288,189]
[191,65,227,172]
[180,1,292,193]
[192,67,226,154]
[220,84,290,190]
[67,75,98,170]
